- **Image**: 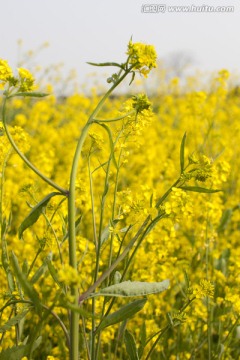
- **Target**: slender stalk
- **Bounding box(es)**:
[155,177,182,208]
[93,110,135,123]
[94,142,119,359]
[78,216,150,304]
[88,155,98,250]
[42,212,63,264]
[0,299,70,349]
[223,315,240,345]
[145,325,170,360]
[68,123,91,360]
[68,67,133,360]
[0,150,15,292]
[41,304,71,349]
[1,96,68,195]
[88,154,99,360]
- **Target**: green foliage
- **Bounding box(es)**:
[180,131,187,173]
[124,329,139,360]
[18,192,62,239]
[0,309,29,333]
[95,298,147,333]
[11,252,42,314]
[0,337,42,360]
[180,186,221,193]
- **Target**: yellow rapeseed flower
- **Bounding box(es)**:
[194,279,214,299]
[18,67,35,91]
[0,59,13,87]
[127,40,157,77]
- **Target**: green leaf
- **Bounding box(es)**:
[22,259,29,276]
[97,123,118,169]
[0,337,41,360]
[61,214,82,244]
[30,253,52,284]
[0,309,29,333]
[0,345,28,360]
[138,322,147,358]
[11,252,42,314]
[100,225,110,246]
[179,186,221,193]
[8,92,49,98]
[96,280,170,298]
[62,302,99,319]
[1,246,15,293]
[18,192,62,239]
[95,298,147,333]
[129,71,135,86]
[124,329,139,360]
[87,61,123,68]
[218,208,233,232]
[180,132,187,173]
[47,261,63,288]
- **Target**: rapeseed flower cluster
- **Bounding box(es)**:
[127,40,157,77]
[0,59,13,88]
[18,68,35,92]
[0,58,35,92]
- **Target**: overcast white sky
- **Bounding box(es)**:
[1,0,240,87]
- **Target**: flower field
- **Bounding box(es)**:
[0,43,240,359]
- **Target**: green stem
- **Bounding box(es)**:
[145,325,170,360]
[68,67,133,360]
[78,216,150,304]
[155,178,182,208]
[223,315,240,345]
[1,96,68,195]
[0,150,15,293]
[68,123,90,360]
[93,110,135,123]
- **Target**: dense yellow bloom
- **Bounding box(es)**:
[194,279,215,299]
[127,40,157,77]
[132,93,151,113]
[18,67,35,91]
[0,59,13,87]
[164,187,193,219]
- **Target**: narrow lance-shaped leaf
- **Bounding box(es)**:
[95,298,147,333]
[124,329,139,360]
[47,261,63,288]
[94,280,170,298]
[30,253,52,284]
[8,92,49,98]
[18,192,62,239]
[180,186,221,194]
[97,123,118,169]
[138,322,147,358]
[218,208,233,233]
[0,309,29,333]
[180,132,187,173]
[11,252,42,315]
[87,61,124,69]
